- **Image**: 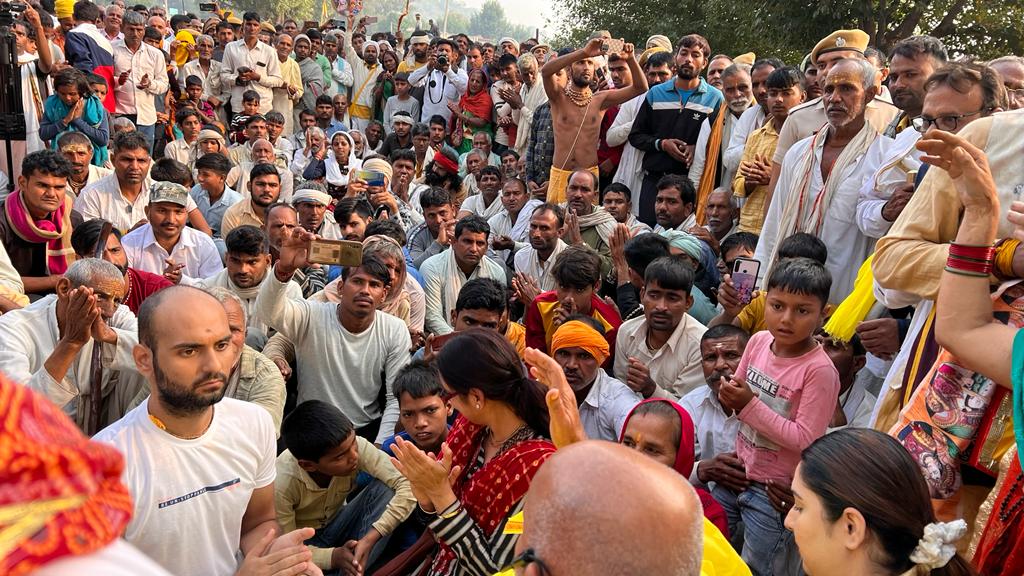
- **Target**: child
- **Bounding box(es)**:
[382,71,421,134]
[230,89,260,144]
[715,256,841,574]
[184,74,217,124]
[382,360,451,456]
[86,73,108,104]
[40,68,110,166]
[276,400,416,574]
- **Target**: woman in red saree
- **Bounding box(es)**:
[923,130,1023,575]
[391,328,555,576]
[449,69,493,154]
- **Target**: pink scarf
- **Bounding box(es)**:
[4,189,75,275]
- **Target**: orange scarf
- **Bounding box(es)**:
[695,108,726,225]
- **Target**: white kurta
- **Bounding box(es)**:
[610,93,646,215]
[753,131,881,302]
[856,127,922,239]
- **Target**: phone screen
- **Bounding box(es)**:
[732,257,761,306]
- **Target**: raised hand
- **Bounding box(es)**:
[916,129,997,212]
[582,37,604,58]
[525,346,586,448]
[274,227,317,279]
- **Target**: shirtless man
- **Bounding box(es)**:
[541,38,646,203]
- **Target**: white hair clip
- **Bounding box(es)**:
[909,519,967,569]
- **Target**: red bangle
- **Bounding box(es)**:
[946,255,993,276]
[949,242,995,262]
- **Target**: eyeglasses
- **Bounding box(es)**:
[503,548,550,575]
[912,110,987,133]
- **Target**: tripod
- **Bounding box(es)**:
[0,2,26,194]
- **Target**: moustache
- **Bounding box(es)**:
[192,371,228,389]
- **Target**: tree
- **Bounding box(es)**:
[468,0,532,41]
[549,0,1024,62]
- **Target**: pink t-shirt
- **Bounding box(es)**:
[734,330,840,484]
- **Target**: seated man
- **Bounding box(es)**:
[418,277,525,361]
[121,182,223,285]
[227,138,296,204]
[293,184,343,240]
[334,197,374,243]
[71,218,172,314]
[818,332,874,430]
[275,400,416,573]
[525,245,621,363]
[199,225,301,350]
[551,317,642,441]
[58,131,112,199]
[487,177,543,265]
[614,255,707,399]
[652,174,697,233]
[712,232,827,334]
[457,165,503,221]
[717,231,758,278]
[222,163,283,237]
[264,202,328,299]
[0,150,80,296]
[75,131,209,234]
[562,169,616,276]
[0,259,143,433]
[679,324,750,489]
[609,228,671,320]
[513,203,567,297]
[419,215,507,336]
[602,182,651,235]
[406,187,455,269]
[94,285,316,576]
[257,228,411,444]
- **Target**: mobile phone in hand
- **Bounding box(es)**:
[199,2,216,11]
[732,257,760,306]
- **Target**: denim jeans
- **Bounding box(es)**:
[136,123,156,153]
[306,479,395,573]
[712,483,789,576]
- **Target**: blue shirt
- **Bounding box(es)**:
[189,184,242,239]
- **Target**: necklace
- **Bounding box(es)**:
[122,271,133,304]
[564,84,593,107]
[148,407,214,440]
[485,424,527,449]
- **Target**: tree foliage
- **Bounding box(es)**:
[548,0,1024,62]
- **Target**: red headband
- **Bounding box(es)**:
[619,398,696,478]
[433,152,459,175]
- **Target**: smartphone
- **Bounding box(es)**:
[431,332,456,350]
[355,169,386,187]
[302,20,319,31]
[199,2,216,11]
[308,239,363,267]
[732,257,760,306]
[605,38,624,54]
[364,15,378,24]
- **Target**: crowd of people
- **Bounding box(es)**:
[2,0,1024,574]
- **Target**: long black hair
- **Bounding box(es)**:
[436,328,549,437]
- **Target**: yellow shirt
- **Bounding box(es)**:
[397,60,427,74]
[506,321,526,358]
[701,518,752,576]
[733,121,778,235]
[220,198,264,237]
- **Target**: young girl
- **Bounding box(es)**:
[41,68,109,166]
[789,429,974,576]
[716,256,841,575]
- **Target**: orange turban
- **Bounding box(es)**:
[0,373,132,574]
[550,320,609,365]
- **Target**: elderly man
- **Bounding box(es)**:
[103,3,123,41]
[293,34,326,129]
[292,184,342,240]
[220,11,282,115]
[120,182,223,285]
[754,58,883,302]
[181,34,225,118]
[323,32,353,97]
[689,63,754,213]
[227,138,295,203]
[59,132,112,200]
[551,318,641,441]
[721,58,780,178]
[198,225,300,351]
[561,169,617,276]
[0,259,144,433]
[543,39,646,204]
[512,53,548,156]
[272,34,303,136]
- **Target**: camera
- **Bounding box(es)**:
[436,54,448,67]
[0,2,27,25]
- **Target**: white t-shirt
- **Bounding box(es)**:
[33,540,174,576]
[95,397,276,576]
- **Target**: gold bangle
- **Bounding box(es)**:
[994,239,1020,278]
[438,504,463,520]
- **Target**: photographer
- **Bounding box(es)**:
[407,38,467,128]
[3,4,54,184]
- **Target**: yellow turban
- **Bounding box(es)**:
[55,0,74,19]
[174,30,196,68]
[734,52,756,66]
[639,46,668,69]
[551,320,609,366]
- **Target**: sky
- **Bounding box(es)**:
[461,0,554,33]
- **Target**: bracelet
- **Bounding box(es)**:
[438,503,462,520]
[944,265,990,278]
[994,239,1020,278]
[945,255,993,276]
[949,242,995,262]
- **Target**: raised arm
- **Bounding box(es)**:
[541,38,604,99]
[928,130,1014,387]
[599,43,646,109]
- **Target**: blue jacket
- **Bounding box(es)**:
[629,77,724,175]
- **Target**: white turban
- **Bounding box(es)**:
[363,40,380,57]
[292,189,332,206]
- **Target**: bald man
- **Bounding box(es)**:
[95,285,316,576]
[516,441,703,575]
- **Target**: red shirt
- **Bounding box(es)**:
[124,267,173,314]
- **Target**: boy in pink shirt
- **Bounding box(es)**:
[715,257,841,575]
